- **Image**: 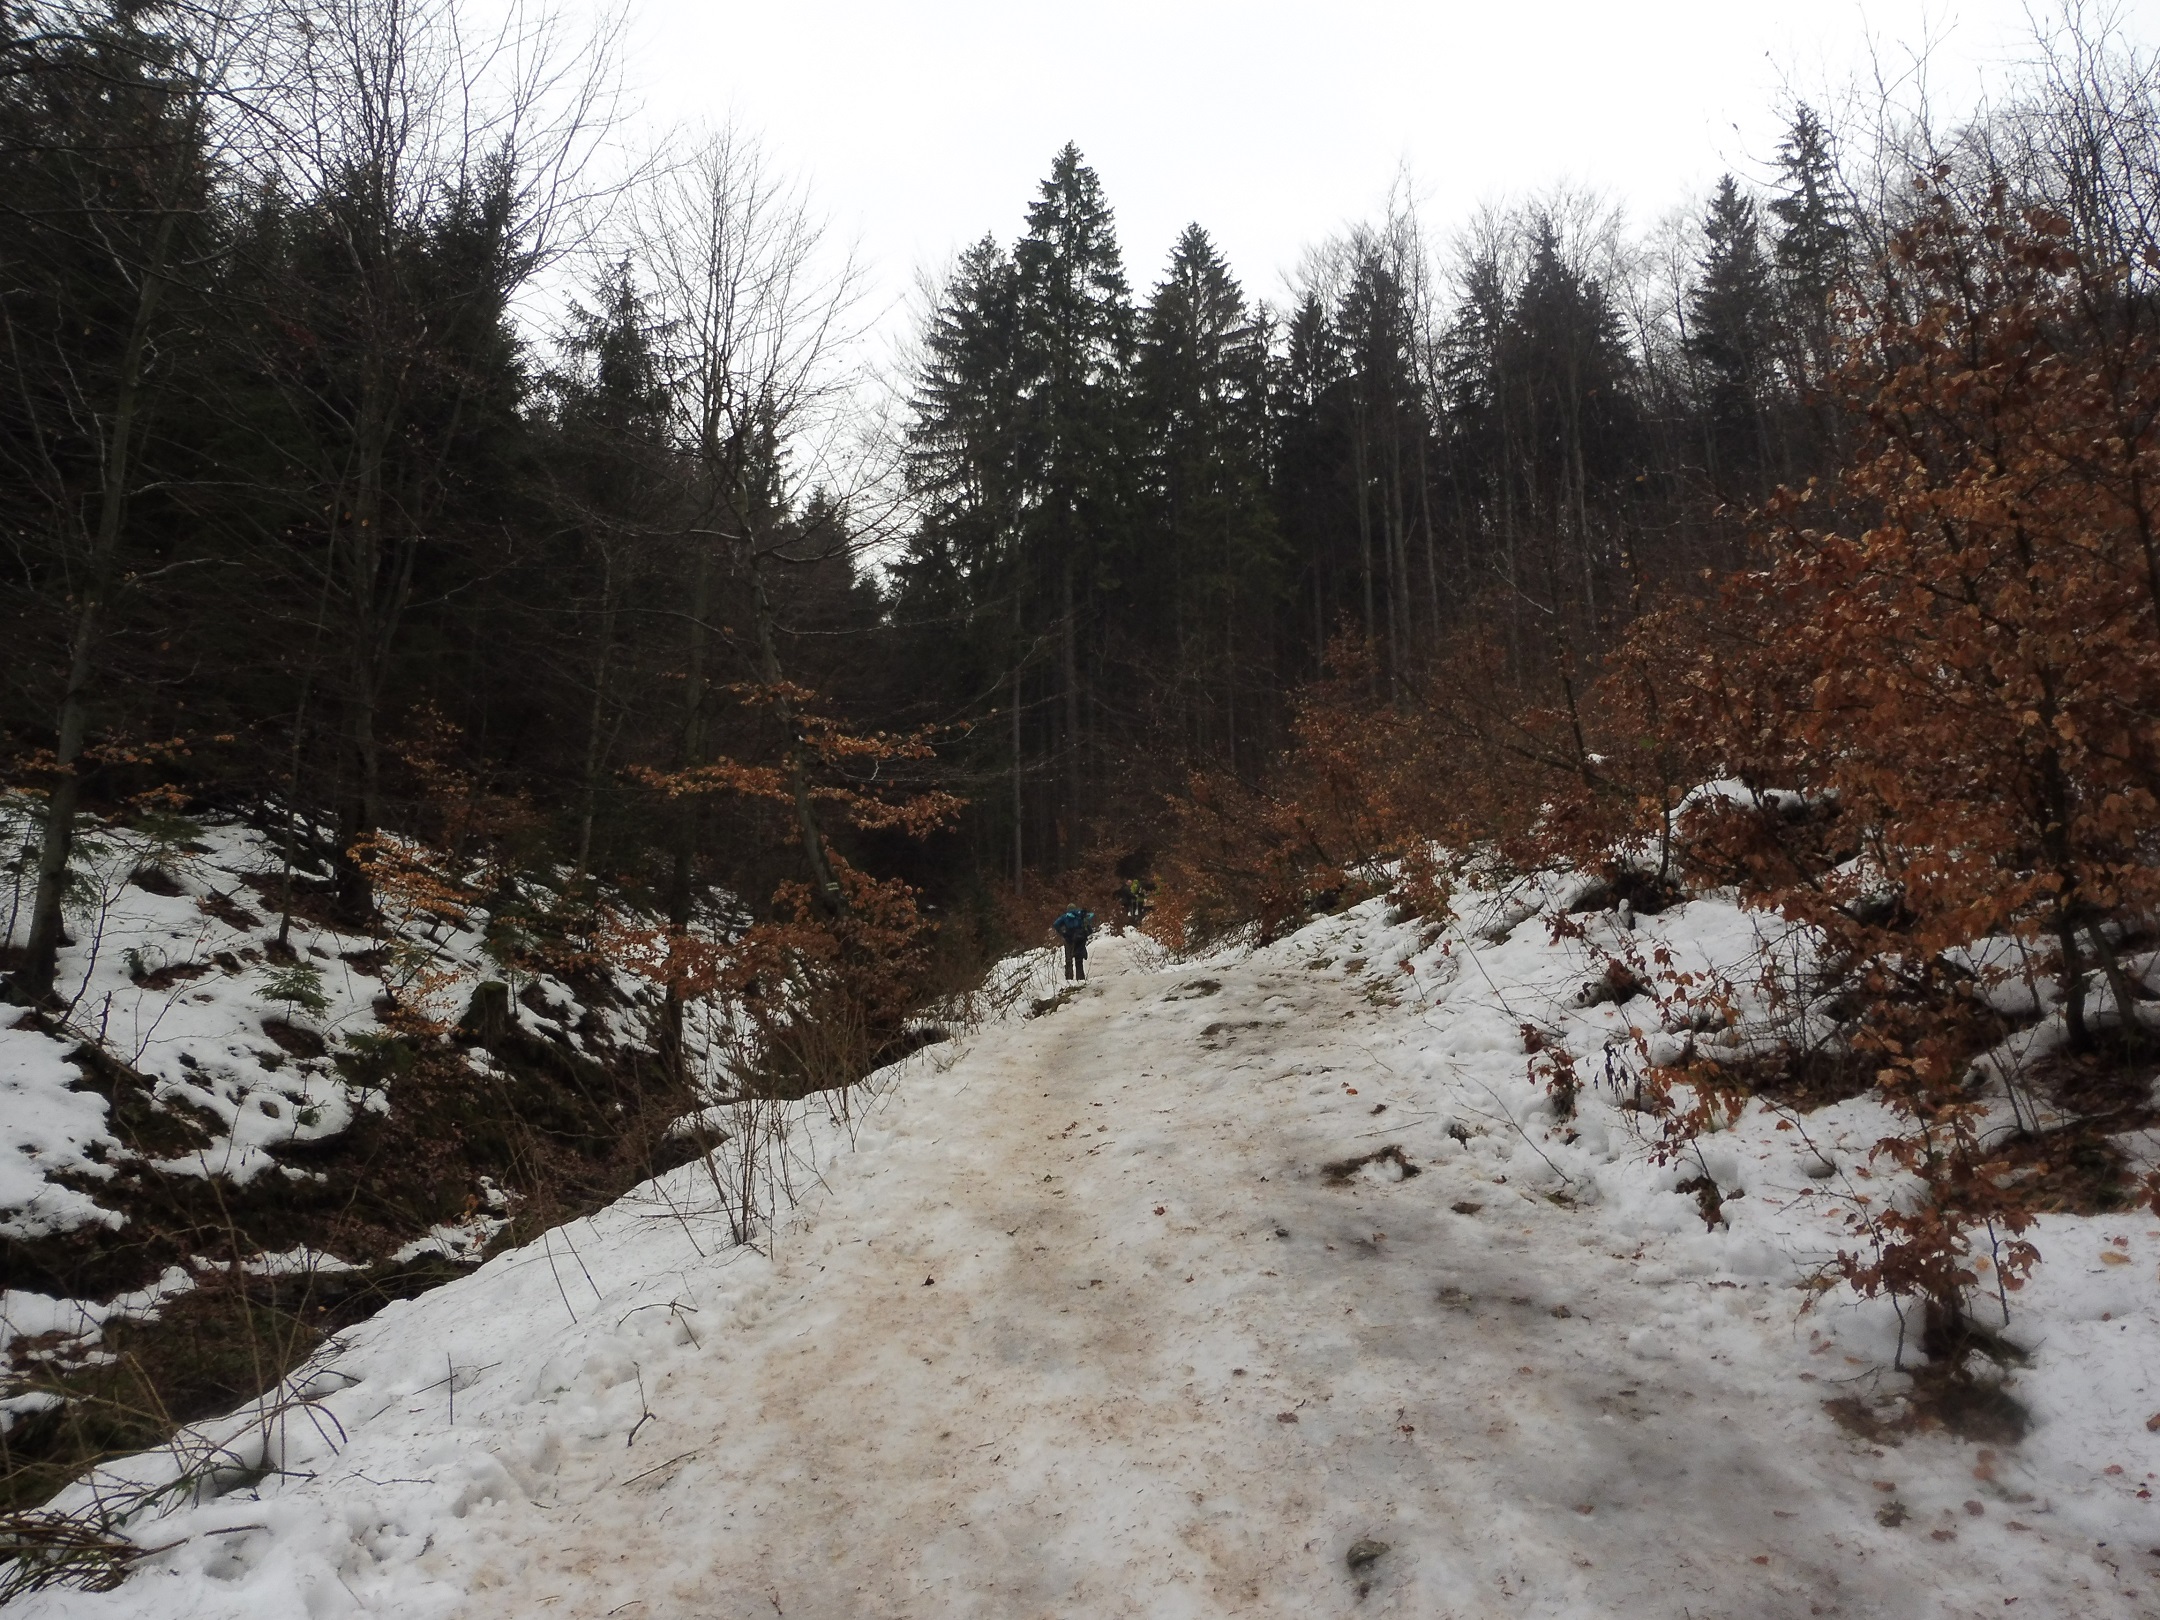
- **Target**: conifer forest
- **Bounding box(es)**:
[5,1,2160,1612]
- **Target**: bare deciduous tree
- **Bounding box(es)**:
[233,0,621,909]
[632,125,870,921]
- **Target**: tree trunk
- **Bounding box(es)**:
[752,550,846,918]
[1011,661,1025,890]
[13,207,177,1003]
[1352,412,1376,690]
[1011,542,1026,889]
[1060,541,1080,866]
[331,353,396,919]
[659,538,715,1082]
[2056,904,2090,1052]
[573,545,619,882]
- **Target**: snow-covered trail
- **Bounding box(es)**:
[35,914,2156,1619]
[417,935,2125,1619]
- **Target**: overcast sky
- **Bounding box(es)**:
[582,1,2081,318]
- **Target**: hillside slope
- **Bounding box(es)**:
[19,898,2160,1618]
[0,806,720,1506]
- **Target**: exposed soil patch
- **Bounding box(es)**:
[1567,871,1682,917]
[4,1019,703,1513]
[260,1018,327,1059]
[2024,1040,2160,1125]
[1701,1043,1888,1111]
[0,1256,472,1513]
[1911,1377,2031,1445]
[59,1041,219,1165]
[195,890,262,931]
[875,1023,951,1068]
[133,959,210,991]
[1825,1374,2030,1448]
[1675,1173,1728,1229]
[1323,1144,1422,1184]
[127,867,186,898]
[1969,1042,2160,1214]
[239,871,348,934]
[1575,960,1645,1008]
[751,1019,951,1103]
[1990,1126,2142,1214]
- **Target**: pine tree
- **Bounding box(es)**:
[1768,104,1850,389]
[1497,219,1638,632]
[1272,290,1350,674]
[1685,175,1779,491]
[1336,241,1429,679]
[1135,224,1278,768]
[1012,143,1132,862]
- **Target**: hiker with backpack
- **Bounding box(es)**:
[1052,905,1096,981]
[1119,877,1150,926]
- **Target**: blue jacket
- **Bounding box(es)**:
[1053,908,1094,944]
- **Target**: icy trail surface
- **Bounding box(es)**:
[31,909,2160,1619]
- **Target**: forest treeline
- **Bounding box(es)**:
[3,0,2156,1034]
[895,131,1843,878]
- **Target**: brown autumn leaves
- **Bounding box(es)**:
[1152,175,2160,1344]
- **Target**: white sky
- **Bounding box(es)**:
[583,0,2078,322]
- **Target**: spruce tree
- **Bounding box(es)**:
[1768,104,1850,388]
[1,0,221,1000]
[1012,143,1132,860]
[1496,219,1638,635]
[1272,290,1351,674]
[543,263,673,879]
[896,234,1030,876]
[1336,243,1429,677]
[906,235,1025,596]
[1135,224,1278,767]
[1685,175,1779,490]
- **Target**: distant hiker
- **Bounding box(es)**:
[1052,905,1096,981]
[1119,878,1149,926]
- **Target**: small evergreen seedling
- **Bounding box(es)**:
[130,808,203,867]
[260,960,329,1019]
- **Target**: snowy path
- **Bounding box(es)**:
[38,921,2159,1618]
[413,936,2144,1618]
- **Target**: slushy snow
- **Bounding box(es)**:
[19,891,2160,1617]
